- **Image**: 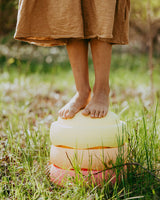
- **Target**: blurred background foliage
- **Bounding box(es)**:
[0,0,18,35]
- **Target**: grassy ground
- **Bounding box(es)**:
[0,51,160,199]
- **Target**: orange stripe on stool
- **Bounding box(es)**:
[50,144,127,171]
[54,145,125,150]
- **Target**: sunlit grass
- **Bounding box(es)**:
[0,52,160,199]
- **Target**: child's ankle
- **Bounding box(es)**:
[93,85,110,95]
[78,87,91,96]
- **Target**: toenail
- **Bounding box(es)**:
[101,111,105,117]
[91,113,95,117]
[95,111,100,117]
[91,110,96,114]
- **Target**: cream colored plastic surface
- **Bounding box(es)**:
[50,144,127,171]
[50,110,125,148]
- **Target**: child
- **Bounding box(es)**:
[14,0,130,119]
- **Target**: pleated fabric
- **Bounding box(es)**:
[14,0,130,47]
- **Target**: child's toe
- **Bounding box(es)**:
[62,110,67,118]
[95,111,99,118]
[90,110,96,118]
[103,110,108,117]
[99,111,104,118]
[64,110,69,118]
[82,108,90,116]
[68,110,75,118]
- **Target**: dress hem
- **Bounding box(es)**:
[14,33,129,46]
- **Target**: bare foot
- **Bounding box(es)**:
[59,89,91,119]
[82,89,110,118]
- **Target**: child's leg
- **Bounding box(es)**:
[82,39,112,118]
[59,39,91,119]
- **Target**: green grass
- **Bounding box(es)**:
[0,52,160,199]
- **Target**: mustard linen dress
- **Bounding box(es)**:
[14,0,130,47]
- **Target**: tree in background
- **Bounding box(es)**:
[130,0,160,52]
[130,0,160,102]
[0,0,18,35]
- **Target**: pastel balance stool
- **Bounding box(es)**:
[49,110,127,186]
